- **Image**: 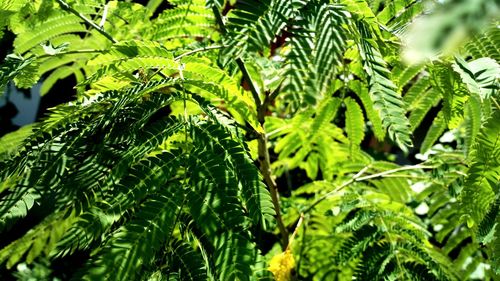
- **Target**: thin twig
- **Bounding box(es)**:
[301,164,435,215]
[147,67,168,80]
[286,213,304,251]
[356,165,433,181]
[265,124,291,138]
[268,87,281,102]
[376,174,429,179]
[353,165,371,179]
[37,49,104,59]
[301,165,371,215]
[98,3,109,27]
[174,45,223,61]
[492,97,500,110]
[56,0,117,43]
[296,214,307,274]
[153,45,224,79]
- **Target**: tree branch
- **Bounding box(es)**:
[257,81,289,249]
[211,6,287,248]
[257,131,289,248]
[236,59,262,107]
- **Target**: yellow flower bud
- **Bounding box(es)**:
[268,249,295,281]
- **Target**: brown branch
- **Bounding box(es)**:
[258,136,289,247]
[258,95,289,249]
[211,5,288,248]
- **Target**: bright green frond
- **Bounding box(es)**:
[344,97,365,155]
[357,21,413,151]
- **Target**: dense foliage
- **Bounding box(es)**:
[0,0,498,280]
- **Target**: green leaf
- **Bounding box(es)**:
[420,112,447,154]
[452,56,500,100]
[459,110,499,234]
[357,21,413,151]
[349,80,385,140]
[344,97,365,155]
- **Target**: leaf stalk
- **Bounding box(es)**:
[56,0,117,43]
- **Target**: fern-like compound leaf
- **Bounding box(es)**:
[356,21,413,151]
[344,97,365,155]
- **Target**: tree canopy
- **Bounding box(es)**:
[0,0,498,280]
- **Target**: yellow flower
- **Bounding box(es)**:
[268,249,295,281]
